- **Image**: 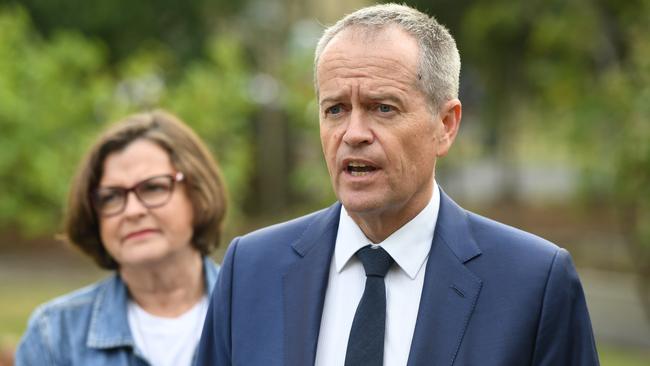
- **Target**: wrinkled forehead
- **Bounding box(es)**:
[316,25,421,95]
[330,24,395,45]
[320,25,418,64]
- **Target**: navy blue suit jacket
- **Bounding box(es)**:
[197,191,599,365]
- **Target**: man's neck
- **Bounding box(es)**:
[348,184,435,243]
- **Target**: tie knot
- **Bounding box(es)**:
[356,246,394,278]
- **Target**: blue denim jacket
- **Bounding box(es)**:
[15,257,219,366]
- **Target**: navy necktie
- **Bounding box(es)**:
[345,245,395,366]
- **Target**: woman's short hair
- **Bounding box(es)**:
[64,110,227,269]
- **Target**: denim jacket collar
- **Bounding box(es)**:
[86,256,219,350]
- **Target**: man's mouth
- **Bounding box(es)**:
[347,161,378,176]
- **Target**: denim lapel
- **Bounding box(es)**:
[203,257,220,296]
[86,275,134,349]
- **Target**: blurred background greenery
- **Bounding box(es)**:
[0,0,648,364]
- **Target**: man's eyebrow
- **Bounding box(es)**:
[365,93,405,105]
[319,91,406,106]
[319,94,346,107]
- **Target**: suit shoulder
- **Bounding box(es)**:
[462,211,572,295]
[466,210,560,259]
[236,205,336,250]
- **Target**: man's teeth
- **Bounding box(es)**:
[351,170,369,176]
[347,162,375,176]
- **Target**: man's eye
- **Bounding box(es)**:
[326,104,342,115]
[378,104,393,113]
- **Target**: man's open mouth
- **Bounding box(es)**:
[347,162,378,176]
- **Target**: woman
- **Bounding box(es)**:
[15,110,227,366]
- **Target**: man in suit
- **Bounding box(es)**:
[197,4,599,365]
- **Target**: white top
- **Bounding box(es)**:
[315,183,440,366]
[127,295,208,366]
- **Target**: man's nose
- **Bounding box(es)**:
[342,109,374,146]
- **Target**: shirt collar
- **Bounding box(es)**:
[334,183,440,279]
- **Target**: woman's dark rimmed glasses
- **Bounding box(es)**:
[93,172,185,217]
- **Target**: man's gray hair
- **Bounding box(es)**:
[314,3,460,110]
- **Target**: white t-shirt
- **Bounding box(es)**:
[127,295,208,366]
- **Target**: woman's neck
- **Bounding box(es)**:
[120,250,205,317]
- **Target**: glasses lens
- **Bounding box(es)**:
[94,188,126,216]
[135,176,174,207]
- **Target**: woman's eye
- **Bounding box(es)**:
[100,192,120,204]
[142,182,169,194]
[96,189,124,206]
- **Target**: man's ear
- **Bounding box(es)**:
[435,98,462,157]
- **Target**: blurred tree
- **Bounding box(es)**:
[1,0,245,67]
[223,0,336,218]
[507,0,650,317]
[0,5,255,238]
[280,19,336,211]
[163,35,256,225]
[402,0,650,316]
[0,6,114,234]
[7,0,343,220]
[0,0,332,243]
[548,0,650,317]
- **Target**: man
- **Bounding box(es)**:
[197,4,599,366]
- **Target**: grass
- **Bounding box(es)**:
[598,345,650,366]
[0,276,101,347]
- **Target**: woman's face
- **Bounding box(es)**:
[97,139,196,269]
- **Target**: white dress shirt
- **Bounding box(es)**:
[315,184,440,366]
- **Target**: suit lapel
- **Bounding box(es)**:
[283,203,341,366]
[407,190,483,366]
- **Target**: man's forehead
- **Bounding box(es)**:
[316,26,419,71]
[317,72,416,99]
[332,24,413,45]
[318,56,416,79]
[316,25,420,90]
[322,25,418,58]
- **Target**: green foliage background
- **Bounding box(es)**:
[0,0,335,239]
[0,0,648,267]
[0,0,649,282]
[0,5,258,235]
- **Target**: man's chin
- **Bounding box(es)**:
[339,194,384,216]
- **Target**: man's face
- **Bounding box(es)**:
[317,26,459,237]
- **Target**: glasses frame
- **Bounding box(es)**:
[92,172,185,217]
